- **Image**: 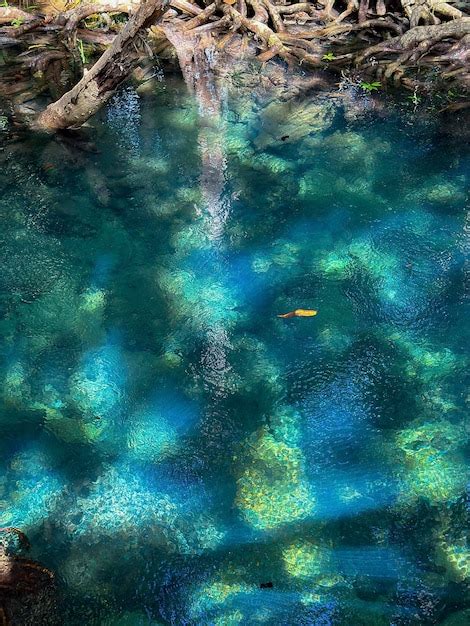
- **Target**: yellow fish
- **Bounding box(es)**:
[277,309,318,319]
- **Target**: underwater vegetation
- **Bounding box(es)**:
[236,426,315,531]
[0,78,469,624]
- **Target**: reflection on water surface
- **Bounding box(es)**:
[0,78,469,625]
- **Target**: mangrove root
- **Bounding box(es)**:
[0,0,468,129]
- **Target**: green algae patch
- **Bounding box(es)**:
[236,427,315,530]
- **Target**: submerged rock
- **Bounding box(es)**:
[394,418,468,504]
[254,99,334,150]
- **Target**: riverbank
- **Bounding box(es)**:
[0,1,469,131]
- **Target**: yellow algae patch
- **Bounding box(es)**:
[205,581,247,604]
[319,252,350,277]
[283,541,328,579]
[301,592,323,606]
[36,399,107,445]
[254,100,334,150]
[43,408,90,444]
[338,485,363,502]
[424,181,465,205]
[440,542,470,582]
[271,241,300,268]
[251,153,293,174]
[403,457,464,503]
[389,333,459,385]
[269,405,302,447]
[300,575,345,606]
[251,254,272,273]
[214,610,244,626]
[236,428,314,530]
[3,362,30,406]
[320,239,397,282]
[421,387,457,414]
[80,287,106,314]
[396,420,462,460]
[190,579,251,620]
[305,131,391,174]
[161,351,183,369]
[394,420,468,504]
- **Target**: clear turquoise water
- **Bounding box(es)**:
[0,79,469,625]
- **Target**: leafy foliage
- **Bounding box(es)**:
[360,81,381,92]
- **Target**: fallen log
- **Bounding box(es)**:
[34,0,169,131]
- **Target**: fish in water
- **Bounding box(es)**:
[277,309,318,318]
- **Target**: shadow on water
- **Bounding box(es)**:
[0,75,469,624]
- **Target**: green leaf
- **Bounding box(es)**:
[407,92,421,106]
[78,39,87,65]
[322,52,336,62]
[360,81,381,92]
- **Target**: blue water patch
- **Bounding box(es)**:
[69,336,127,421]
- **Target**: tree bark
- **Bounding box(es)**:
[0,7,34,25]
[34,0,169,131]
[400,0,462,27]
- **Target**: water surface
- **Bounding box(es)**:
[0,78,469,625]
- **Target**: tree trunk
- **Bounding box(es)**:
[34,0,169,131]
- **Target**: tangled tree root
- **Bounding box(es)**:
[401,0,463,27]
[357,16,470,85]
[0,0,469,128]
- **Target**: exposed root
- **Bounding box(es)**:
[1,0,469,129]
[400,0,462,27]
[0,7,34,25]
[357,16,470,78]
[60,3,132,31]
[183,3,216,30]
[247,0,268,24]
